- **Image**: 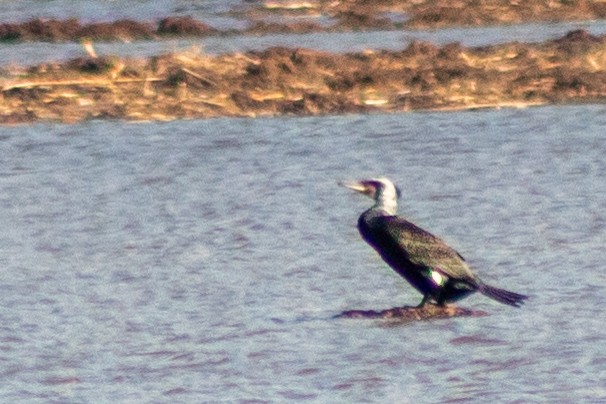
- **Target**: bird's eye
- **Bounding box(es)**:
[367,181,381,189]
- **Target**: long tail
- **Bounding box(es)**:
[478,283,528,307]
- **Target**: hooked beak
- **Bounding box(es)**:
[338,180,369,194]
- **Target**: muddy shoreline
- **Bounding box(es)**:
[242,0,606,31]
[3,1,606,42]
[2,29,606,123]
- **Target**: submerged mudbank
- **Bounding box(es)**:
[2,30,606,123]
[337,304,487,322]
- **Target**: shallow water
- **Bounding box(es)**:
[0,0,242,25]
[1,105,605,401]
[3,4,606,66]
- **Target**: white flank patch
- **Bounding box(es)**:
[431,270,445,286]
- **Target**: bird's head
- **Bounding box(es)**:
[339,177,401,214]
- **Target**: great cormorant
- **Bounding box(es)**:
[341,177,528,307]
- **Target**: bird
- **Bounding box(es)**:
[340,177,528,308]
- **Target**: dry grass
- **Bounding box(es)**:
[3,30,606,123]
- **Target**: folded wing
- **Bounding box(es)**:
[369,216,477,282]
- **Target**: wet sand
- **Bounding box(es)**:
[2,29,606,123]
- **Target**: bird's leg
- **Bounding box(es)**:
[416,295,430,308]
[435,291,447,307]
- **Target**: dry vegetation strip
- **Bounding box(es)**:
[2,30,606,123]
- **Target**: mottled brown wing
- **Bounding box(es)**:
[373,216,476,281]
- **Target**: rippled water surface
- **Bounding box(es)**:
[0,1,242,24]
[1,105,605,402]
[6,21,606,67]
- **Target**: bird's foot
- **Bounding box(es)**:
[416,295,443,308]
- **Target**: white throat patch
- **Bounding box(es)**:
[374,178,399,215]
